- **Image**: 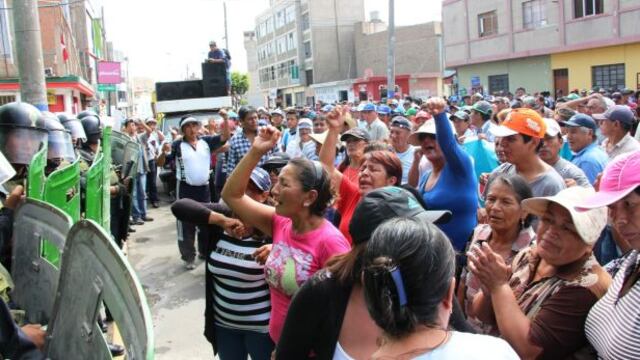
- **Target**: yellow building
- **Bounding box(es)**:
[551,43,640,92]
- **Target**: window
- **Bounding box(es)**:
[592,64,625,90]
[523,0,546,29]
[302,13,310,31]
[306,70,313,85]
[488,74,509,94]
[276,10,285,28]
[0,0,12,60]
[0,95,15,105]
[478,11,498,37]
[574,0,604,18]
[271,66,275,80]
[304,41,312,58]
[285,6,296,24]
[278,63,286,79]
[277,36,286,54]
[266,17,274,34]
[259,22,267,38]
[287,32,296,51]
[290,60,298,80]
[295,92,304,106]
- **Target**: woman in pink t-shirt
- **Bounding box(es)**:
[222,125,350,344]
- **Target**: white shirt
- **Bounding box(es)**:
[414,332,518,360]
[177,140,211,186]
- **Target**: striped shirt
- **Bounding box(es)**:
[586,250,640,359]
[209,234,271,333]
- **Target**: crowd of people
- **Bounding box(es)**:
[162,87,640,359]
[0,83,638,358]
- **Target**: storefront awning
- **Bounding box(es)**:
[0,75,95,97]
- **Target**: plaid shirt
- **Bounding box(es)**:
[223,130,274,176]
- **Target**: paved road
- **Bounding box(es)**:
[127,199,214,359]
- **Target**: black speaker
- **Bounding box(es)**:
[156,80,203,101]
[202,62,228,97]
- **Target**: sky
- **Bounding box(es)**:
[102,0,442,83]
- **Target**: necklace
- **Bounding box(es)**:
[373,329,451,360]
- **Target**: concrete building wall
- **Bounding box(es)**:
[354,21,441,78]
[443,0,640,68]
[550,43,640,91]
[308,0,363,84]
[456,55,552,94]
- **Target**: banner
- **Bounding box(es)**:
[97,62,122,84]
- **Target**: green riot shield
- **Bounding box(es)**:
[27,144,47,200]
[111,130,140,181]
[101,127,111,230]
[45,220,154,360]
[44,160,81,223]
[12,199,73,325]
[84,152,105,227]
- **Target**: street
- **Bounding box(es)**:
[126,197,213,359]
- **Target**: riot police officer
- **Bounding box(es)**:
[41,112,76,176]
[0,103,47,270]
[57,113,86,149]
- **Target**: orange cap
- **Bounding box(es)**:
[490,108,546,138]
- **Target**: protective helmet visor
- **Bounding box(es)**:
[47,129,76,162]
[0,152,16,186]
[0,126,47,165]
[61,119,87,143]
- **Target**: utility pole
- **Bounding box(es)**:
[223,2,229,50]
[13,0,48,110]
[386,0,395,101]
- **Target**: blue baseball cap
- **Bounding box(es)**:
[593,105,635,126]
[306,110,317,120]
[377,105,391,115]
[563,113,597,131]
[227,111,238,119]
[258,119,269,127]
[250,167,271,192]
[361,103,376,112]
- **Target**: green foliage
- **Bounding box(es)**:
[231,71,249,95]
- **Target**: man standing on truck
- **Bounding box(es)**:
[206,41,230,94]
[158,114,230,270]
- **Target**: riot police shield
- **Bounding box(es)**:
[11,199,73,325]
[111,130,140,181]
[27,143,47,200]
[84,151,105,226]
[101,127,112,230]
[44,160,81,222]
[45,220,154,360]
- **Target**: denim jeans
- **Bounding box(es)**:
[213,325,274,360]
[131,172,147,220]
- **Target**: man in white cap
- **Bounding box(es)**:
[538,118,590,188]
[158,114,230,269]
[285,118,317,160]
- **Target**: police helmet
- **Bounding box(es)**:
[77,109,99,120]
[57,113,87,144]
[0,102,48,165]
[43,112,76,162]
[80,115,103,144]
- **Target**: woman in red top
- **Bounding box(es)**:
[320,107,402,244]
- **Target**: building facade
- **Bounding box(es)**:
[254,0,364,107]
[443,0,640,96]
[0,0,130,116]
[243,31,264,107]
[353,20,444,101]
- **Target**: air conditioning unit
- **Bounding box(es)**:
[44,67,54,77]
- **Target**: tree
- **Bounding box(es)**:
[230,71,249,108]
[231,71,249,96]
